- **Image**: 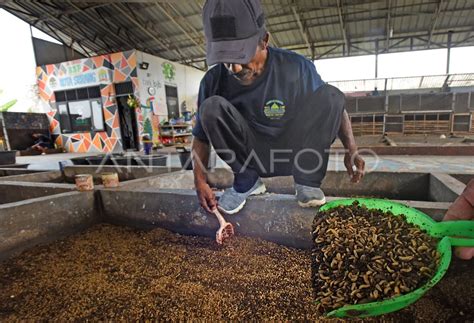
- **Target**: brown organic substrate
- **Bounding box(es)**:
[0,224,472,321]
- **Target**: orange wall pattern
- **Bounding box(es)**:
[37,50,142,153]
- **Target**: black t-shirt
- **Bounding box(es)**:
[192,47,324,141]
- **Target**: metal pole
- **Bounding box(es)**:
[29,25,38,67]
[375,40,379,79]
[446,31,452,75]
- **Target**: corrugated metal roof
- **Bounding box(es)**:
[1,0,473,70]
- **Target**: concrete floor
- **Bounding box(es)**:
[329,155,474,173]
[332,134,474,147]
[15,152,474,174]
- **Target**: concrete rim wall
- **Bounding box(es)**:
[0,167,468,261]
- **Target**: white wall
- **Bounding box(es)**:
[136,51,204,121]
[184,66,206,113]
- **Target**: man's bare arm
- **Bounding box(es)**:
[338,110,357,153]
[192,137,210,185]
[192,137,217,211]
[338,110,365,183]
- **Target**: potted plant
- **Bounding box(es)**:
[127,95,140,109]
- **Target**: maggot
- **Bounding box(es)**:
[399,255,414,261]
[417,245,429,253]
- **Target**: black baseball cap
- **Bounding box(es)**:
[203,0,266,65]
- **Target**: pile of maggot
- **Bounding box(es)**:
[311,201,440,313]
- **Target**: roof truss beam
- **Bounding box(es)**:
[160,25,474,62]
[67,1,140,52]
[350,43,375,55]
[112,3,185,60]
[31,3,111,24]
[453,31,474,46]
[415,36,446,48]
[93,6,136,49]
[428,0,445,47]
[336,0,349,53]
[0,4,38,17]
[266,6,474,32]
[54,0,182,3]
[3,0,474,69]
[17,1,105,56]
[162,28,474,63]
[291,4,312,55]
[385,0,391,51]
[385,37,409,53]
[43,20,92,57]
[154,2,206,55]
[315,45,341,60]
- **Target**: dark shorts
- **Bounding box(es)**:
[198,84,345,187]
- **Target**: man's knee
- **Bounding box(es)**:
[199,95,230,122]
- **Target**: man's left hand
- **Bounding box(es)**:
[344,150,365,183]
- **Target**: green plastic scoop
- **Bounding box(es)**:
[316,198,474,318]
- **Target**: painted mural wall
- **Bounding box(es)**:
[36,50,142,153]
[136,51,204,144]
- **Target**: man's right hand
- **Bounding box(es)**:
[196,182,217,212]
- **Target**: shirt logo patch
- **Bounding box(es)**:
[263,100,286,119]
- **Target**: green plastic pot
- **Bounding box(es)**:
[316,198,474,318]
